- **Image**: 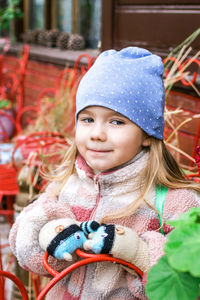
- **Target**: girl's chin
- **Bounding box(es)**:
[87,161,115,173]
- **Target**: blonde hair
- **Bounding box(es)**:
[103,138,200,223]
[44,137,200,223]
[43,140,77,193]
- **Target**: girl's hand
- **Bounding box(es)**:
[39,219,100,261]
[84,224,150,273]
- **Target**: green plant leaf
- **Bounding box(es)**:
[0,0,22,29]
[15,9,23,18]
[167,207,200,227]
[0,99,11,109]
[0,8,7,17]
[145,255,200,300]
[165,223,200,277]
[11,0,21,5]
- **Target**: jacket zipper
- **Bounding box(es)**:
[79,175,101,299]
[90,175,101,220]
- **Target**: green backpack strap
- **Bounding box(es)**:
[155,184,168,235]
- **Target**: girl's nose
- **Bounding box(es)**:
[90,123,106,141]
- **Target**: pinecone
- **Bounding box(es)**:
[37,30,47,46]
[29,29,41,44]
[68,34,85,50]
[56,32,70,50]
[45,29,60,47]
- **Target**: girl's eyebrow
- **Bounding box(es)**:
[108,111,127,119]
[112,112,125,117]
[79,109,92,115]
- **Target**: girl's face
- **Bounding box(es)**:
[75,106,149,172]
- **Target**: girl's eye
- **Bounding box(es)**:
[81,117,94,123]
[74,232,81,240]
[111,120,125,125]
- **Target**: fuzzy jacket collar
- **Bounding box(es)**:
[75,150,149,187]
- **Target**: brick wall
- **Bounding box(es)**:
[2,55,63,107]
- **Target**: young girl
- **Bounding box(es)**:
[9,47,200,300]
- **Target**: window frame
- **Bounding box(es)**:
[23,0,51,32]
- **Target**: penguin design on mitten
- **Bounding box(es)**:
[39,218,100,261]
[84,224,115,254]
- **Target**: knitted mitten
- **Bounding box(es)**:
[84,224,150,272]
[39,218,100,261]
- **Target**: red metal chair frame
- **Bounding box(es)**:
[37,250,143,300]
[0,164,19,226]
[0,45,30,138]
[0,45,30,224]
[0,250,143,300]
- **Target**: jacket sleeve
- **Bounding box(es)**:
[142,189,200,266]
[126,188,200,299]
[9,182,76,276]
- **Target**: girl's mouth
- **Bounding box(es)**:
[88,149,111,153]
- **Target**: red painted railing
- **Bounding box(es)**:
[0,250,143,300]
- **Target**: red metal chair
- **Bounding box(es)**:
[0,45,30,224]
[0,240,16,300]
[0,44,30,139]
[37,250,143,300]
[0,164,19,226]
[0,250,143,300]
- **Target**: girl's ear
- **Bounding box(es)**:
[142,136,151,147]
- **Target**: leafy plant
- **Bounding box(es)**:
[145,207,200,300]
[0,0,23,32]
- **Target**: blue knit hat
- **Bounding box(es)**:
[76,47,165,140]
